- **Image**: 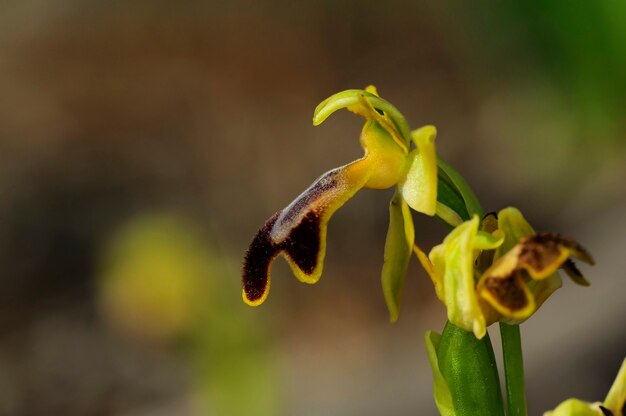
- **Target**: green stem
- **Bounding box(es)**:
[499,323,527,416]
[438,321,505,416]
[438,159,528,415]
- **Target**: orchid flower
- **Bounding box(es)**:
[242,86,442,320]
[416,207,594,339]
[543,358,625,416]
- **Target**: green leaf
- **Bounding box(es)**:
[381,190,414,322]
[425,331,456,416]
[438,157,483,218]
[437,172,469,223]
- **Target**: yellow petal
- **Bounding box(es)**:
[400,125,438,215]
[495,207,535,257]
[430,216,487,338]
[360,121,407,189]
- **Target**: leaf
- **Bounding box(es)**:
[438,157,483,219]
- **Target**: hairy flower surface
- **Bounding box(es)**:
[242,87,440,319]
[416,207,594,338]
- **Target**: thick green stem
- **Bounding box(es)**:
[438,321,505,416]
[499,323,527,416]
[437,159,528,415]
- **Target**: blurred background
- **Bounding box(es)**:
[1,1,625,415]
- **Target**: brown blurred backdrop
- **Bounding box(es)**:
[0,1,625,415]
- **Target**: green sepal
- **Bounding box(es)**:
[425,331,456,416]
[437,321,505,416]
[381,190,414,322]
[438,157,483,219]
[313,89,412,144]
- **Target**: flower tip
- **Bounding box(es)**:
[411,125,437,145]
[364,85,379,96]
[242,213,280,307]
[562,259,591,286]
[473,320,487,339]
[388,310,399,324]
[242,287,268,307]
[312,89,369,127]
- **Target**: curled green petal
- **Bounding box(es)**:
[425,330,456,416]
[474,230,505,251]
[400,125,438,215]
[382,190,414,322]
[438,157,483,219]
[312,88,411,146]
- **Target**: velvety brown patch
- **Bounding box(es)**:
[276,169,338,227]
[482,270,529,311]
[243,209,324,302]
[283,211,321,275]
[519,232,594,275]
[243,212,281,303]
[518,232,562,273]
